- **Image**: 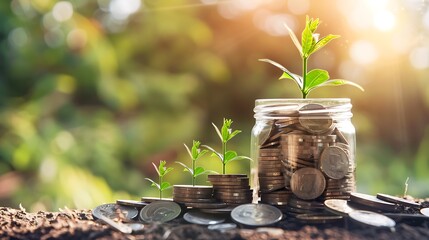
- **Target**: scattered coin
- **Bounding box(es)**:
[183,210,226,225]
[139,201,181,223]
[324,199,356,216]
[376,193,421,208]
[290,168,326,200]
[421,208,429,217]
[116,199,148,209]
[350,192,398,212]
[319,146,349,180]
[349,210,396,228]
[296,213,343,224]
[97,214,133,234]
[92,203,139,221]
[231,203,283,226]
[207,223,237,231]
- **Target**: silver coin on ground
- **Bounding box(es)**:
[231,203,283,226]
[92,203,138,221]
[208,223,237,231]
[324,199,356,216]
[139,201,181,223]
[183,210,226,225]
[116,199,149,208]
[376,193,421,208]
[421,208,429,217]
[349,210,396,228]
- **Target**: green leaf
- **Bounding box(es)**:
[301,23,315,57]
[224,155,253,165]
[224,150,237,162]
[283,23,302,56]
[197,149,208,160]
[211,122,223,142]
[158,161,167,176]
[221,119,232,142]
[175,161,193,175]
[194,166,205,176]
[316,79,365,92]
[227,130,241,142]
[304,69,329,93]
[310,34,340,56]
[191,140,199,159]
[152,162,160,176]
[160,182,171,191]
[163,167,174,177]
[202,145,223,161]
[259,59,303,89]
[145,178,160,190]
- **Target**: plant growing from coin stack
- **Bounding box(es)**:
[145,160,174,199]
[259,16,363,98]
[204,118,252,174]
[176,140,216,186]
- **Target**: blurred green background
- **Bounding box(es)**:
[1,0,429,211]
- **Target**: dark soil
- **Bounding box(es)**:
[1,206,429,239]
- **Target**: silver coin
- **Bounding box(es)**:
[349,210,396,228]
[231,203,283,226]
[125,223,145,232]
[421,208,429,217]
[208,223,237,231]
[92,203,138,221]
[320,146,349,180]
[324,199,356,216]
[183,210,226,225]
[139,201,181,223]
[350,192,397,212]
[116,199,148,209]
[376,193,421,208]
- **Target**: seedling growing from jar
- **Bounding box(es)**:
[145,160,174,199]
[259,16,364,98]
[176,140,216,186]
[204,118,252,174]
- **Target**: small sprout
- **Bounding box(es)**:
[176,140,216,186]
[204,118,252,174]
[260,16,364,98]
[145,160,174,199]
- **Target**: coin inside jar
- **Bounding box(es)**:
[290,168,326,200]
[319,146,349,180]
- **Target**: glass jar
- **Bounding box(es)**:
[250,99,356,207]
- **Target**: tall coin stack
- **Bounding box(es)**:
[253,101,356,216]
[208,174,252,205]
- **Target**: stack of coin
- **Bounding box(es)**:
[208,174,252,205]
[254,103,357,216]
[173,185,215,204]
[285,196,326,217]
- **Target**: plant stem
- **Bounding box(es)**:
[222,141,227,174]
[192,158,195,186]
[159,175,162,199]
[302,56,308,99]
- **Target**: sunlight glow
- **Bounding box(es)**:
[349,40,379,65]
[409,47,429,69]
[287,0,310,15]
[52,1,73,22]
[8,27,28,48]
[373,10,396,31]
[109,0,141,20]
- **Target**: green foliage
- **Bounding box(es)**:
[145,161,173,199]
[260,16,364,98]
[176,140,215,186]
[204,119,251,174]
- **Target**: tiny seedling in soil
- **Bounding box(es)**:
[145,160,174,199]
[204,118,252,174]
[176,140,217,186]
[260,15,364,98]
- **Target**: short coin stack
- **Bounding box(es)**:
[172,185,215,205]
[208,174,252,205]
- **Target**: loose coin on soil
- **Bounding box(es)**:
[290,168,326,200]
[324,199,356,216]
[231,203,283,227]
[183,210,226,225]
[350,192,397,212]
[116,200,148,209]
[139,201,181,223]
[421,208,429,217]
[92,203,139,221]
[376,193,421,208]
[296,213,343,224]
[207,223,237,231]
[349,210,396,228]
[319,146,349,180]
